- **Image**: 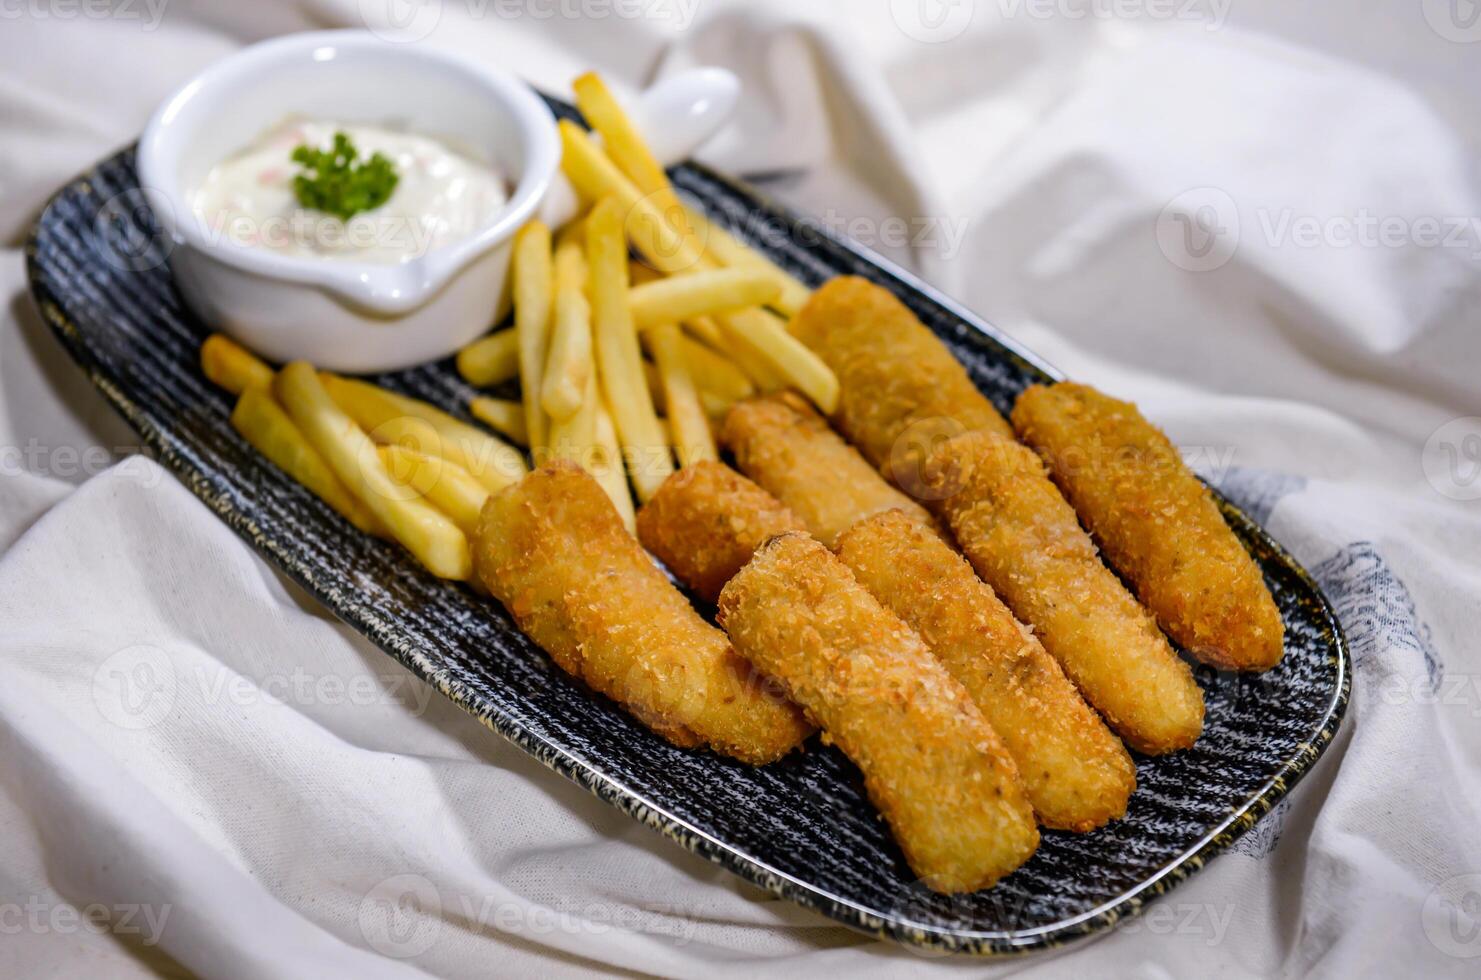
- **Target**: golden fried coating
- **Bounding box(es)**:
[1012,382,1284,672]
[717,533,1039,892]
[635,461,807,604]
[475,461,810,764]
[835,510,1135,831]
[928,432,1205,755]
[788,276,1013,483]
[720,391,942,547]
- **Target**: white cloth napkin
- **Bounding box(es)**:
[3,2,1479,977]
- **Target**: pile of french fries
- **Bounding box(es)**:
[198,71,835,580]
[202,334,525,580]
[459,73,832,516]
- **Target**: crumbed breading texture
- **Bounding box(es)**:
[636,461,807,604]
[721,391,942,547]
[717,533,1039,892]
[788,276,1013,481]
[928,432,1205,755]
[836,510,1136,831]
[1013,382,1284,672]
[475,461,811,764]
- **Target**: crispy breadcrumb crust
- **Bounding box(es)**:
[836,510,1135,831]
[788,277,1013,479]
[1013,383,1284,672]
[475,461,810,764]
[717,533,1039,892]
[721,391,942,547]
[928,432,1205,755]
[636,461,808,604]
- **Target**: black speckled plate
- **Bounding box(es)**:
[26,101,1347,956]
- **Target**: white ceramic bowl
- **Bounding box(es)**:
[137,30,737,373]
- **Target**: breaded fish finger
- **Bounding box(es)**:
[476,461,810,764]
[836,510,1135,831]
[1012,382,1284,672]
[929,432,1205,755]
[788,276,1012,481]
[721,392,941,546]
[636,461,807,604]
[717,533,1039,892]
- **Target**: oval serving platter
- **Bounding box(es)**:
[25,96,1348,957]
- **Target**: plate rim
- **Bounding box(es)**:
[25,144,1351,957]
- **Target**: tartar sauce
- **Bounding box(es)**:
[190,120,508,264]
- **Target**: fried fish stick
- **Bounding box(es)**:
[929,431,1204,755]
[1012,383,1284,672]
[836,510,1135,830]
[476,462,809,763]
[721,392,941,547]
[717,533,1038,892]
[636,461,807,604]
[789,276,1012,483]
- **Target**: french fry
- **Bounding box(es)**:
[698,385,737,420]
[648,321,717,467]
[587,196,673,502]
[641,358,664,410]
[231,385,381,535]
[513,221,554,451]
[469,396,530,447]
[628,269,781,331]
[559,116,838,412]
[319,373,526,494]
[455,328,519,387]
[643,356,741,420]
[681,203,812,317]
[685,317,784,391]
[571,72,694,239]
[540,232,593,421]
[639,362,707,429]
[360,414,447,457]
[593,398,637,532]
[717,308,840,412]
[558,121,707,275]
[629,261,661,286]
[572,72,808,327]
[639,331,751,413]
[557,110,838,410]
[560,214,588,246]
[378,444,489,535]
[547,369,598,467]
[274,363,471,580]
[680,315,723,347]
[202,334,274,395]
[680,334,755,403]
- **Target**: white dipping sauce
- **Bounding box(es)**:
[190,119,508,265]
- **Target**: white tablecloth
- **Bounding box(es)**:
[3,2,1479,976]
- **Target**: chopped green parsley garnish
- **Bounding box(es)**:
[291,131,398,221]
